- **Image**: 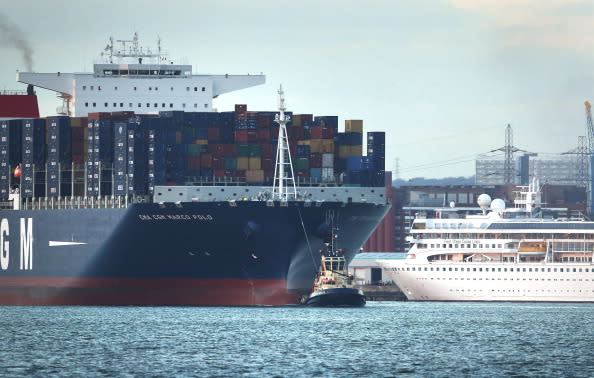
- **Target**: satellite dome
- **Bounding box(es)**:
[449,201,456,208]
[477,194,492,209]
[490,198,506,211]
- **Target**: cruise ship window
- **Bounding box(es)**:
[154,103,158,107]
[120,103,124,107]
[134,87,137,91]
[182,103,186,108]
[146,103,150,107]
[98,86,102,90]
[170,103,173,108]
[155,87,158,91]
[112,102,116,107]
[92,102,96,107]
[149,87,152,91]
[202,87,205,91]
[194,87,197,91]
[129,103,132,107]
[194,104,198,108]
[171,87,174,91]
[115,86,118,90]
[85,102,88,107]
[104,102,108,107]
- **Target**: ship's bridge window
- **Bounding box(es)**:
[104,102,108,107]
[115,86,118,90]
[92,102,96,107]
[202,87,206,91]
[186,87,190,91]
[103,70,113,75]
[82,86,86,90]
[98,86,102,90]
[120,70,128,75]
[90,86,94,90]
[204,104,208,108]
[84,102,88,107]
[194,87,198,91]
[169,103,173,108]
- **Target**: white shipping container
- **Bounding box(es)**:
[322,153,334,168]
[322,167,334,182]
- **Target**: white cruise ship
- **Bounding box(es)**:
[378,179,594,302]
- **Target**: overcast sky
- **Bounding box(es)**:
[1,0,593,179]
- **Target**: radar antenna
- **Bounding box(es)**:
[272,85,297,200]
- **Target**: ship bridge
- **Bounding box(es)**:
[16,34,265,117]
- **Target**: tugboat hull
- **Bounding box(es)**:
[303,287,366,307]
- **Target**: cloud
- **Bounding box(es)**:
[446,0,594,51]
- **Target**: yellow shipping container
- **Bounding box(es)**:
[195,139,209,145]
[248,157,261,170]
[338,145,350,159]
[175,131,182,145]
[309,139,324,153]
[246,169,264,183]
[297,140,311,146]
[70,117,86,128]
[237,157,250,170]
[321,139,334,153]
[350,145,363,156]
[345,120,363,133]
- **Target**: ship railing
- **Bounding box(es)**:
[20,195,131,210]
[0,90,27,95]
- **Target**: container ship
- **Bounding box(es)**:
[379,179,594,302]
[0,34,390,305]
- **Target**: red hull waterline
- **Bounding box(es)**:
[0,278,300,306]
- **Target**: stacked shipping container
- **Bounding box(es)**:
[0,106,386,199]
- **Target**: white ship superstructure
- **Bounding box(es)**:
[379,179,594,302]
[16,33,264,116]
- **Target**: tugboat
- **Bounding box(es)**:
[302,217,366,307]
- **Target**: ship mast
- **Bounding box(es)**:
[272,85,297,200]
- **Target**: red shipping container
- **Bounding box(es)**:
[235,104,247,113]
[322,127,334,139]
[72,154,85,164]
[290,126,304,140]
[188,157,201,170]
[310,126,323,139]
[309,153,322,168]
[257,128,270,141]
[207,127,220,141]
[270,125,279,139]
[235,129,249,143]
[212,157,224,170]
[87,112,112,120]
[296,170,309,178]
[214,169,225,177]
[258,116,271,128]
[261,158,274,171]
[235,170,246,178]
[260,143,273,158]
[200,153,213,168]
[235,112,247,121]
[246,111,258,120]
[223,144,237,157]
[247,130,258,142]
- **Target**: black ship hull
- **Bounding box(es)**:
[0,200,388,305]
[302,287,366,307]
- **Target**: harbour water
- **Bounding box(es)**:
[1,302,593,377]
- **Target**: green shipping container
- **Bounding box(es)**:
[237,144,251,157]
[294,157,309,170]
[249,144,261,157]
[224,157,237,170]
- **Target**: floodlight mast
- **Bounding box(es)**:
[272,85,297,200]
